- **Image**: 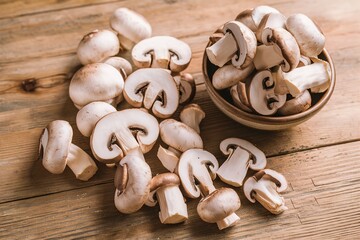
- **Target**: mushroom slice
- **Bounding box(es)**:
[90,109,159,164]
[212,63,254,90]
[217,138,267,187]
[114,151,151,214]
[103,57,133,79]
[230,84,253,113]
[256,12,286,44]
[179,103,205,134]
[247,70,286,115]
[145,173,188,224]
[177,149,219,198]
[309,57,331,93]
[244,169,288,214]
[157,119,203,172]
[197,188,241,230]
[39,120,98,181]
[132,36,192,72]
[69,63,124,109]
[206,21,257,68]
[110,8,152,50]
[173,73,196,104]
[278,90,312,115]
[286,13,325,57]
[124,68,179,118]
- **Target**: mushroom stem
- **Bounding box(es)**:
[216,212,241,230]
[206,32,237,68]
[66,144,98,181]
[156,185,188,224]
[253,45,283,70]
[118,34,134,50]
[157,145,180,172]
[151,47,170,69]
[253,180,288,214]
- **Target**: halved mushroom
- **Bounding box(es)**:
[132,36,192,72]
[177,149,219,198]
[77,29,120,65]
[146,173,188,224]
[90,109,159,164]
[39,120,98,181]
[157,119,203,172]
[123,68,179,118]
[197,188,241,230]
[110,8,152,50]
[230,84,253,113]
[206,21,257,68]
[69,63,124,109]
[103,57,133,79]
[173,73,196,104]
[256,12,286,44]
[247,70,286,115]
[212,63,254,90]
[179,103,205,134]
[278,90,312,115]
[309,57,331,93]
[114,150,151,214]
[217,138,267,187]
[243,169,288,214]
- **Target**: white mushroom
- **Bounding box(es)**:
[179,103,205,134]
[69,63,124,109]
[110,8,152,50]
[124,68,179,118]
[132,36,192,72]
[278,90,312,115]
[212,63,254,90]
[309,57,331,93]
[243,169,288,214]
[206,21,257,68]
[229,83,253,113]
[217,138,267,187]
[90,109,159,164]
[173,73,196,104]
[103,57,133,79]
[177,149,219,198]
[39,120,98,181]
[256,12,286,44]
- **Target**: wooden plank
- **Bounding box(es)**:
[0,141,359,239]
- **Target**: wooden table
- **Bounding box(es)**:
[1,0,359,239]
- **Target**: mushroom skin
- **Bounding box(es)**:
[278,90,312,115]
[243,169,288,214]
[212,63,254,90]
[179,103,205,134]
[229,84,253,113]
[103,57,133,79]
[256,12,286,44]
[173,73,196,105]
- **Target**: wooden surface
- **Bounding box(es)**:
[1,0,359,239]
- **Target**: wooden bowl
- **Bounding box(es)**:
[202,47,336,130]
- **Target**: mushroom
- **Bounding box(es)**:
[103,57,133,79]
[39,120,98,181]
[206,21,256,68]
[247,70,286,115]
[253,28,300,72]
[212,63,254,90]
[114,149,152,214]
[197,188,241,230]
[90,108,159,164]
[132,36,192,72]
[278,90,312,115]
[309,57,331,93]
[230,84,253,113]
[177,149,219,198]
[146,173,188,224]
[286,13,325,57]
[157,119,203,172]
[76,102,117,137]
[77,29,120,65]
[173,73,196,104]
[123,68,179,118]
[179,103,205,134]
[217,138,267,187]
[243,169,288,214]
[69,63,124,109]
[256,12,286,44]
[110,8,152,50]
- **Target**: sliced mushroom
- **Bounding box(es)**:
[197,188,241,230]
[309,57,331,93]
[123,68,179,118]
[243,169,288,214]
[110,8,152,50]
[206,21,257,68]
[247,70,286,115]
[39,120,98,181]
[286,13,325,57]
[212,63,254,90]
[278,90,312,115]
[177,149,219,198]
[132,36,192,72]
[217,138,267,187]
[230,84,253,113]
[114,150,151,214]
[77,29,120,65]
[256,12,286,44]
[90,109,159,164]
[69,63,124,109]
[179,103,205,134]
[146,173,188,224]
[103,57,133,79]
[173,73,196,104]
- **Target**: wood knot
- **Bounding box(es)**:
[22,79,36,92]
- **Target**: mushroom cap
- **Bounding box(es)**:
[77,29,120,65]
[175,73,196,105]
[69,63,124,109]
[197,188,240,223]
[90,109,159,163]
[235,6,280,32]
[103,57,133,78]
[132,36,192,72]
[76,102,117,137]
[212,63,254,90]
[278,90,311,115]
[147,173,181,206]
[110,8,152,49]
[124,68,179,118]
[159,119,203,152]
[39,120,73,174]
[230,84,253,113]
[257,12,286,44]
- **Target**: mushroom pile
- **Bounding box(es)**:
[207,6,331,116]
[38,6,289,231]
